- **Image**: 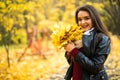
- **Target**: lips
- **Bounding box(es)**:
[82,25,89,28]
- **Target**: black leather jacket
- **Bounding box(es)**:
[64,29,111,80]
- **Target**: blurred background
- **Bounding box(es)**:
[0,0,120,80]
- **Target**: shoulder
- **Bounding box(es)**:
[95,32,110,45]
[97,32,110,40]
[93,32,111,55]
[91,29,108,40]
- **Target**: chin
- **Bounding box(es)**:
[84,29,88,32]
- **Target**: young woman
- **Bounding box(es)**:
[64,4,111,80]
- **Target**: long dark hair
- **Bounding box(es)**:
[75,4,109,37]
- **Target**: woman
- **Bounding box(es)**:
[64,4,111,80]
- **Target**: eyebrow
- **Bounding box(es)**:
[78,16,90,19]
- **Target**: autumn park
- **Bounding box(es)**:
[0,0,120,80]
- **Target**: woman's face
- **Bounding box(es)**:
[77,10,93,32]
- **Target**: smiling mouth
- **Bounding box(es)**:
[82,25,88,28]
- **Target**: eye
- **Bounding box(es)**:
[78,18,82,21]
[84,17,90,20]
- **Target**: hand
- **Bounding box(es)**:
[64,42,75,53]
[74,40,82,49]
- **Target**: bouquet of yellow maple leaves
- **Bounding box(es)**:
[51,23,84,49]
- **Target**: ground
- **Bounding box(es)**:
[0,35,120,80]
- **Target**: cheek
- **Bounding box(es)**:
[78,21,81,26]
[89,20,93,27]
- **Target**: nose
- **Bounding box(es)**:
[78,20,85,25]
[81,20,86,24]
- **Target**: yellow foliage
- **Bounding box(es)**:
[16,0,25,3]
[51,23,84,48]
[3,17,14,31]
[0,34,1,41]
[6,0,12,5]
[0,2,5,8]
[0,44,67,80]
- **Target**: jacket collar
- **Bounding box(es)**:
[83,28,95,35]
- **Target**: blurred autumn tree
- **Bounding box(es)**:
[0,0,38,67]
[0,0,81,67]
[101,0,120,35]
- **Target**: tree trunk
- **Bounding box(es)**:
[4,44,10,67]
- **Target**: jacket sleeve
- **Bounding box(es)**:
[65,52,73,65]
[64,64,73,80]
[74,35,111,74]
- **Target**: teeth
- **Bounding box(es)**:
[83,25,88,27]
[83,26,87,28]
